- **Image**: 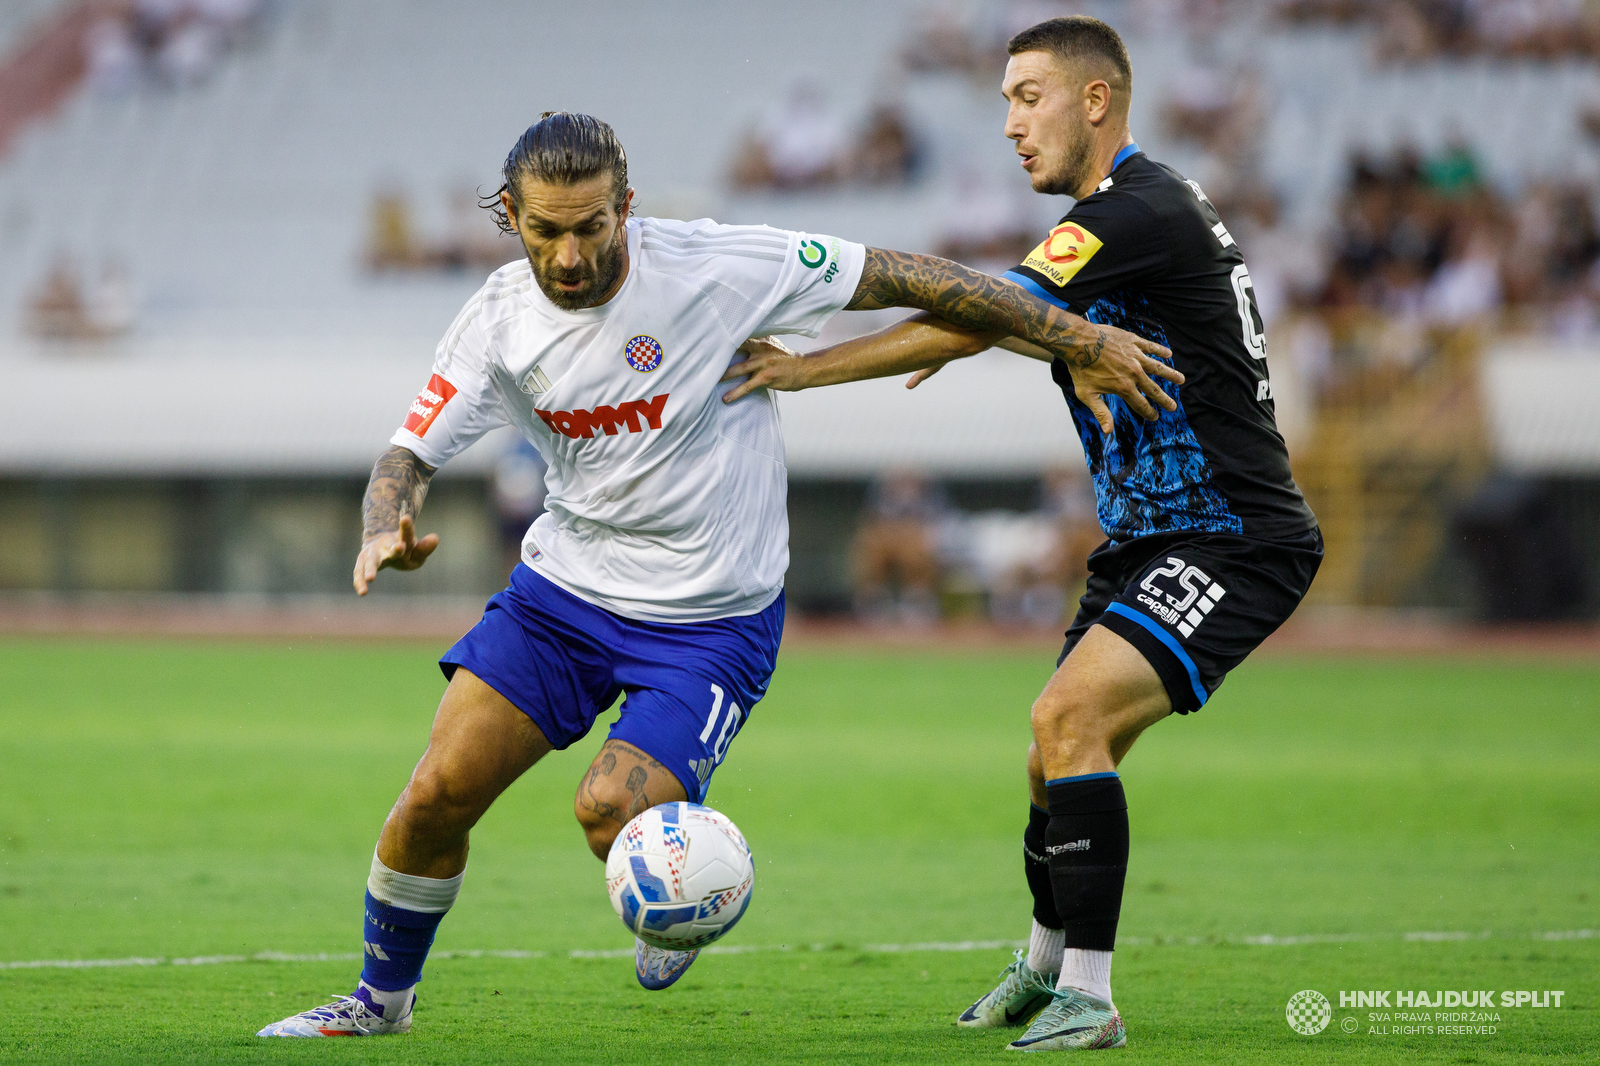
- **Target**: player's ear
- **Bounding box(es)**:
[1084,78,1112,126]
[498,189,518,231]
[616,187,634,226]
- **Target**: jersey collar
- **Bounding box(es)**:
[1092,143,1141,195]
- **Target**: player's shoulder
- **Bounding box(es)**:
[1071,155,1209,230]
[437,259,534,361]
[477,258,536,306]
[635,216,794,272]
[457,259,535,319]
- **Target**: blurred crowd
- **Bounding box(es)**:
[1320,146,1598,327]
[1242,143,1600,398]
[901,0,1600,60]
[730,83,923,191]
[364,186,520,275]
[850,467,1100,627]
[1279,0,1600,61]
[25,256,137,340]
[901,0,1081,75]
[85,0,266,96]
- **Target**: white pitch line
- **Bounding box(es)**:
[4,931,1594,972]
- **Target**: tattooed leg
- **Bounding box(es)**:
[573,739,689,860]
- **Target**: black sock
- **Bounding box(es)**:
[1044,773,1129,951]
[1024,803,1062,929]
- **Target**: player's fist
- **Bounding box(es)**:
[352,515,440,595]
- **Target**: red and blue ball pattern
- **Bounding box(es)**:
[625,335,664,373]
[606,801,755,950]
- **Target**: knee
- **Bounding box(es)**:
[1030,684,1095,742]
[574,790,631,861]
[396,764,480,838]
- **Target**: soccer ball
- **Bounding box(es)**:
[605,802,754,950]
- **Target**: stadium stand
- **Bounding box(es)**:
[0,0,1596,614]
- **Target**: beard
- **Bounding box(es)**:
[531,227,626,310]
[1034,121,1094,197]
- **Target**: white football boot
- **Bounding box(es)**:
[256,983,413,1037]
[957,949,1059,1028]
[635,937,700,990]
[1007,985,1126,1051]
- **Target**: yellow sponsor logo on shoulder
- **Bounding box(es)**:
[1022,221,1103,288]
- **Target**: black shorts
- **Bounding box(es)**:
[1059,527,1324,714]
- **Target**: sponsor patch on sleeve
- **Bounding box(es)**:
[402,373,457,437]
[1021,222,1103,289]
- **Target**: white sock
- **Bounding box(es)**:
[360,850,463,1018]
[358,979,414,1018]
[1058,948,1113,1003]
[1027,920,1065,975]
[367,850,464,913]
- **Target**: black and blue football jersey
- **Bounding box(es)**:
[1006,146,1316,541]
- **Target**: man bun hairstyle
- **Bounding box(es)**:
[1007,15,1132,98]
[487,111,630,234]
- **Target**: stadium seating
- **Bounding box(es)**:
[1,1,1595,479]
[1,2,1596,607]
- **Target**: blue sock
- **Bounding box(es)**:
[361,891,447,991]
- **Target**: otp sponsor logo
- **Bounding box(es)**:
[402,374,457,437]
[535,393,669,440]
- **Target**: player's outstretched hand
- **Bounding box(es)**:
[352,515,440,596]
[1066,325,1181,434]
[720,337,809,403]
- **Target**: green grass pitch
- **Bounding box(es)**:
[0,639,1595,1063]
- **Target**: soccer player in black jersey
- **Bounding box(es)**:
[724,15,1322,1051]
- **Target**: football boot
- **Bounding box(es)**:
[635,937,700,990]
[257,984,412,1037]
[957,948,1058,1028]
[1007,985,1125,1051]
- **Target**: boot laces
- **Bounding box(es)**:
[299,993,383,1034]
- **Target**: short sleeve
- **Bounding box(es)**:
[1004,195,1168,315]
[389,300,508,468]
[752,232,866,338]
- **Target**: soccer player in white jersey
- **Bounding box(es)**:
[257,112,1175,1038]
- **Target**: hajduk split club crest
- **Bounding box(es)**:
[625,335,664,373]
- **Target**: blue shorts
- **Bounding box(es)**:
[441,565,784,803]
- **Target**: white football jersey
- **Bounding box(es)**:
[391,217,865,622]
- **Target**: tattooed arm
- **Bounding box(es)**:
[722,247,1183,432]
[352,445,440,595]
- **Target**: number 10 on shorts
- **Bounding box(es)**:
[699,684,744,765]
